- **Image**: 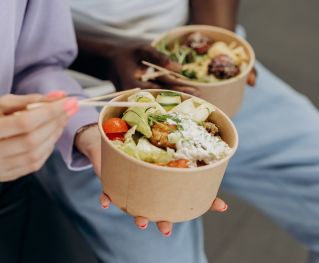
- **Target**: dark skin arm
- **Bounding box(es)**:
[73,36,181,91]
[190,0,239,31]
[190,0,256,85]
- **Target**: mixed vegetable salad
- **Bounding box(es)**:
[102,91,231,168]
[155,32,249,83]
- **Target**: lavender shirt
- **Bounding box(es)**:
[0,0,99,170]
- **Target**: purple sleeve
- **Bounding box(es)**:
[12,0,99,170]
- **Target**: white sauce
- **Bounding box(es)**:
[168,113,231,167]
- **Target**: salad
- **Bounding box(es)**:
[155,32,249,83]
[102,91,231,168]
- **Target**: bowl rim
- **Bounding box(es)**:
[151,25,256,88]
[98,89,239,173]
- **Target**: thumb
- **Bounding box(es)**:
[135,45,182,73]
[247,67,257,87]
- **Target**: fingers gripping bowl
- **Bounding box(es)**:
[98,89,238,222]
[151,25,255,117]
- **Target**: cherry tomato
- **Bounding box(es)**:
[103,118,128,134]
[107,132,125,142]
[167,159,190,168]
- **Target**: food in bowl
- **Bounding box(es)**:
[102,91,231,168]
[155,31,249,83]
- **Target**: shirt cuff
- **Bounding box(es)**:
[56,106,99,171]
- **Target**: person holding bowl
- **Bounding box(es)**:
[36,0,318,263]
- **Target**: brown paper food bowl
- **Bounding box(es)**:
[98,89,238,222]
[151,25,255,117]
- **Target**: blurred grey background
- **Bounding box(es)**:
[204,1,318,262]
[240,0,319,108]
[23,1,318,262]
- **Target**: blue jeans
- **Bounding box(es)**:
[36,61,319,263]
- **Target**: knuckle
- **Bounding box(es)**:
[28,155,38,164]
[24,133,38,148]
[29,161,42,172]
[27,150,41,163]
[17,117,32,132]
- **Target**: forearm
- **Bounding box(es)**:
[77,35,116,58]
[190,0,240,31]
[76,35,147,59]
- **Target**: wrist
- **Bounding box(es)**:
[75,123,98,156]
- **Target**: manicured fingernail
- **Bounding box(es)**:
[64,97,78,110]
[222,204,228,211]
[139,224,148,230]
[64,98,78,116]
[101,204,109,209]
[66,105,79,117]
[164,231,171,237]
[47,91,66,99]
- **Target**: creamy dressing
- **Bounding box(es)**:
[167,113,231,167]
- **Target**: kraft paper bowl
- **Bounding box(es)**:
[98,89,238,222]
[151,25,255,117]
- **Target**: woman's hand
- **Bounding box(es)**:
[75,124,228,236]
[0,92,78,182]
[100,192,228,237]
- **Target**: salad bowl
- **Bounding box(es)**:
[98,89,238,222]
[151,25,255,117]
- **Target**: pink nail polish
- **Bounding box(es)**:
[47,91,66,99]
[64,97,78,113]
[66,105,79,117]
[164,231,171,237]
[101,204,109,209]
[139,224,147,230]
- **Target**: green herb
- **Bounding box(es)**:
[155,39,171,56]
[148,114,183,130]
[181,69,197,79]
[156,39,197,65]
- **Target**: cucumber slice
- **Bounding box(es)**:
[128,91,155,102]
[169,98,196,115]
[159,91,180,97]
[192,103,215,123]
[163,104,179,111]
[136,97,153,103]
[156,93,181,106]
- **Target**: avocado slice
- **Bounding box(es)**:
[122,107,152,138]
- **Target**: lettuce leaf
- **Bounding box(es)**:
[137,137,174,164]
[111,126,140,159]
[112,127,174,164]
